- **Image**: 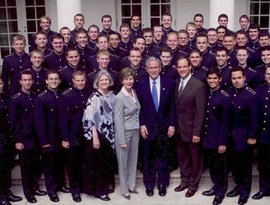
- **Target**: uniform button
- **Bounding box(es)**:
[238,106,241,109]
[56,96,59,98]
[19,59,22,62]
[82,101,85,104]
[263,120,266,123]
[265,113,267,116]
[263,128,266,131]
[205,125,207,127]
[37,82,39,85]
[234,94,236,97]
[207,103,210,105]
[205,132,207,134]
[206,118,208,120]
[266,97,269,100]
[265,105,268,108]
[207,111,209,113]
[25,109,28,111]
[213,106,215,109]
[209,96,212,99]
[51,109,54,111]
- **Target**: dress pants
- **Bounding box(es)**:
[19,149,41,197]
[176,137,203,191]
[143,138,170,189]
[204,149,228,197]
[231,147,253,197]
[116,129,139,194]
[257,144,270,193]
[66,146,83,195]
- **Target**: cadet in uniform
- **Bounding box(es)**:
[226,66,259,205]
[253,66,270,200]
[44,34,68,71]
[59,70,89,202]
[9,70,46,204]
[202,68,232,205]
[0,75,22,205]
[2,34,31,96]
[34,70,69,203]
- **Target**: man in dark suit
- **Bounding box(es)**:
[174,56,207,198]
[137,57,175,197]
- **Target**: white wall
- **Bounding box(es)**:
[175,0,210,30]
[234,0,249,31]
[82,0,117,31]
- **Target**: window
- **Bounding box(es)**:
[250,0,270,29]
[0,0,18,58]
[120,0,142,25]
[150,0,171,27]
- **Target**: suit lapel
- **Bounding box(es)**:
[179,77,194,99]
[145,77,157,112]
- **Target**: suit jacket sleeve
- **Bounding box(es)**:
[193,83,207,137]
[114,93,127,145]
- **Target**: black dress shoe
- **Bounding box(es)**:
[213,195,224,205]
[202,189,215,196]
[158,185,167,197]
[72,194,81,202]
[146,188,154,196]
[238,196,248,205]
[7,191,22,202]
[0,201,11,205]
[226,188,240,197]
[49,194,60,202]
[58,186,70,193]
[96,195,110,201]
[252,191,266,200]
[34,190,47,196]
[26,195,37,203]
[185,189,196,198]
[174,183,189,192]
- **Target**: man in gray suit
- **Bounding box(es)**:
[174,56,207,198]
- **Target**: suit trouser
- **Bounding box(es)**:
[257,143,270,193]
[231,147,253,197]
[0,134,14,202]
[176,137,203,191]
[116,129,139,194]
[66,146,83,195]
[41,148,59,196]
[19,149,41,197]
[143,138,170,189]
[204,149,228,197]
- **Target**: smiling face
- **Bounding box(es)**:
[97,74,110,91]
[97,54,110,69]
[177,58,191,79]
[35,33,47,49]
[66,50,80,67]
[207,30,218,45]
[162,15,172,29]
[129,50,142,67]
[215,50,228,66]
[52,37,64,53]
[189,52,202,67]
[236,49,249,66]
[72,74,86,90]
[31,51,44,68]
[76,32,88,48]
[102,17,112,30]
[130,16,141,29]
[46,73,61,90]
[40,18,51,31]
[20,74,33,91]
[74,15,84,29]
[207,73,221,90]
[122,75,134,91]
[146,60,161,80]
[160,51,172,66]
[13,40,25,54]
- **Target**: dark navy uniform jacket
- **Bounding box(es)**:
[256,64,266,85]
[160,64,179,80]
[203,87,232,149]
[72,44,95,71]
[44,51,68,71]
[192,65,209,83]
[201,48,217,69]
[119,40,133,51]
[59,86,89,147]
[100,29,117,38]
[27,67,48,95]
[108,46,128,59]
[247,39,261,51]
[162,28,175,44]
[58,65,86,92]
[121,55,148,70]
[144,43,160,58]
[171,49,189,66]
[256,84,270,144]
[227,49,238,67]
[216,64,232,89]
[9,91,37,150]
[34,89,61,149]
[242,66,260,89]
[227,86,259,151]
[87,53,120,72]
[0,93,9,149]
[2,52,32,96]
[130,28,143,42]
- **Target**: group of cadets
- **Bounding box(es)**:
[0,11,270,205]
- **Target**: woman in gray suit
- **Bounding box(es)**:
[114,68,141,200]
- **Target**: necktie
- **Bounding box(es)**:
[179,80,184,94]
[152,81,158,111]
